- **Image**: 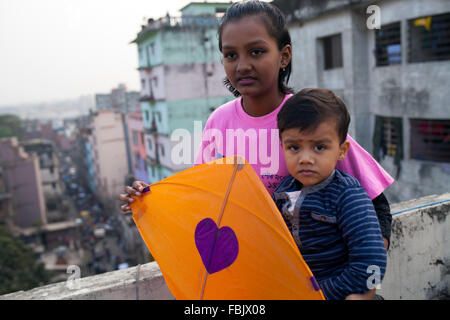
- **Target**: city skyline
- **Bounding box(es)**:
[0,0,235,107]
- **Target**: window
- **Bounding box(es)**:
[408,13,450,63]
[134,152,140,169]
[132,131,139,146]
[160,144,165,157]
[375,22,401,66]
[152,77,158,88]
[146,46,151,65]
[373,116,404,162]
[150,43,155,55]
[410,119,450,162]
[148,139,153,151]
[322,34,343,69]
[139,48,144,62]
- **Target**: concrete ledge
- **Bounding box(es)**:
[379,192,450,299]
[2,193,449,300]
[0,261,174,300]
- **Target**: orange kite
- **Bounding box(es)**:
[130,156,324,300]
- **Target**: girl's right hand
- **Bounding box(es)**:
[118,180,149,212]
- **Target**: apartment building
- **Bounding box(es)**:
[132,1,234,183]
[0,137,47,228]
[274,0,450,202]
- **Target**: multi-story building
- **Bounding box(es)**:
[0,137,47,228]
[0,167,13,230]
[88,109,130,203]
[95,94,113,112]
[95,84,140,114]
[273,0,450,202]
[132,1,234,183]
[127,109,148,183]
[22,139,63,204]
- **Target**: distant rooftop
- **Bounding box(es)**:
[131,1,232,44]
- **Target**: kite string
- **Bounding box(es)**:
[200,159,240,300]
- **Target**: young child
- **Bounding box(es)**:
[120,1,393,251]
[273,88,387,300]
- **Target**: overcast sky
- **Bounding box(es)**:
[0,0,233,106]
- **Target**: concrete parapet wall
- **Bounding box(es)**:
[379,192,450,300]
[0,262,174,300]
[1,193,449,300]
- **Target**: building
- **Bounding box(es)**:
[95,94,112,112]
[88,109,130,203]
[131,1,234,183]
[95,84,140,114]
[127,109,148,183]
[273,0,450,202]
[0,137,47,228]
[22,139,63,204]
[0,167,13,230]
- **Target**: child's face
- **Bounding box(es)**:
[280,121,350,187]
[220,15,291,98]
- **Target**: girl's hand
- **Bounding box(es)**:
[118,180,149,212]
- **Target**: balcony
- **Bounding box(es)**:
[137,64,152,72]
[1,192,450,300]
[139,94,156,103]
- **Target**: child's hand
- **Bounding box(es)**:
[118,180,149,212]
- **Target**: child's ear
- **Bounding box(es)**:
[280,44,292,69]
[338,140,350,161]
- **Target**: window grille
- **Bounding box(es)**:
[375,22,402,66]
[408,12,450,63]
[373,116,403,162]
[410,119,450,162]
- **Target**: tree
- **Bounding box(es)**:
[0,226,51,295]
[0,114,22,139]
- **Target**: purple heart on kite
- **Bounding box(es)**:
[195,218,239,274]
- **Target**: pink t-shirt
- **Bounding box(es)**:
[195,95,394,199]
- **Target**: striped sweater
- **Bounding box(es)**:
[272,169,387,300]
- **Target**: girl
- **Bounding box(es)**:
[119,0,393,298]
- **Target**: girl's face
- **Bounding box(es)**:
[220,16,291,98]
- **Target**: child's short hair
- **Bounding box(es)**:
[277,88,350,144]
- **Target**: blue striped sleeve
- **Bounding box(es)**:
[318,186,387,300]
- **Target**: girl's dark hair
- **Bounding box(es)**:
[277,88,351,144]
[218,0,293,97]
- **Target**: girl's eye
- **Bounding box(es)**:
[223,52,236,59]
[315,145,326,151]
[288,145,299,151]
[251,49,265,56]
